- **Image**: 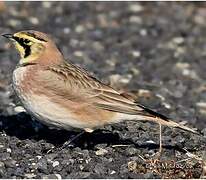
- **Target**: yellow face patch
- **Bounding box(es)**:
[14,41,25,58]
[12,32,46,64]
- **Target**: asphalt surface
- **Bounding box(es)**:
[0,2,206,178]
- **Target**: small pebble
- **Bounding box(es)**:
[6,148,11,153]
[130,67,140,75]
[201,128,206,137]
[131,50,141,58]
[138,89,152,98]
[14,106,26,113]
[75,25,85,33]
[8,19,21,27]
[52,161,59,167]
[70,39,79,47]
[162,102,171,109]
[196,102,206,115]
[42,174,61,179]
[94,163,106,174]
[55,174,62,179]
[140,29,147,36]
[126,147,138,156]
[129,4,144,13]
[172,37,184,44]
[145,140,156,144]
[0,161,4,168]
[196,102,206,108]
[128,161,137,172]
[24,173,36,178]
[110,170,116,174]
[73,51,84,57]
[109,74,132,86]
[36,155,42,160]
[175,62,190,69]
[42,2,52,8]
[95,148,108,156]
[63,27,71,34]
[4,160,16,168]
[29,17,39,25]
[129,16,142,24]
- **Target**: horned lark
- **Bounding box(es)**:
[2,30,199,153]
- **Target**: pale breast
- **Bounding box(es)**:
[13,66,29,100]
[12,66,98,130]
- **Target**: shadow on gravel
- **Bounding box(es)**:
[0,112,185,152]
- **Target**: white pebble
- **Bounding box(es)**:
[172,37,184,44]
[6,148,11,153]
[24,173,36,178]
[52,161,59,167]
[138,89,151,98]
[121,75,132,84]
[55,174,62,179]
[140,29,147,36]
[74,51,84,57]
[146,140,156,144]
[110,170,116,174]
[75,25,85,33]
[70,39,79,47]
[8,19,21,27]
[184,69,199,80]
[14,106,26,113]
[129,16,142,24]
[63,27,71,34]
[79,165,84,170]
[132,50,141,58]
[129,4,144,13]
[182,69,190,76]
[175,62,190,69]
[156,94,165,101]
[36,155,42,160]
[196,102,206,108]
[95,148,108,156]
[162,102,171,109]
[42,2,51,8]
[29,17,39,25]
[0,162,4,167]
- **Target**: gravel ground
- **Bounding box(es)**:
[0,2,206,179]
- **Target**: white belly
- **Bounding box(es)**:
[12,66,88,130]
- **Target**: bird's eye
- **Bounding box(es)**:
[24,39,30,44]
[19,38,24,43]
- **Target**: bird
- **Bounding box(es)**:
[2,30,199,154]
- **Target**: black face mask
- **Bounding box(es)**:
[13,37,31,58]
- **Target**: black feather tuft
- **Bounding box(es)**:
[136,104,170,121]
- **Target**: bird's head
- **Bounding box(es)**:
[2,30,63,65]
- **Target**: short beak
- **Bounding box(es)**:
[2,33,14,39]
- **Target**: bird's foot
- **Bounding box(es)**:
[151,151,162,160]
[150,146,163,160]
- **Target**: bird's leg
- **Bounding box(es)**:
[60,131,86,150]
[151,122,163,160]
[59,128,94,150]
[158,123,162,155]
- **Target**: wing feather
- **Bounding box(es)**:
[39,61,156,117]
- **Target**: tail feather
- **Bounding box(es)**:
[158,118,200,135]
[137,104,200,135]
